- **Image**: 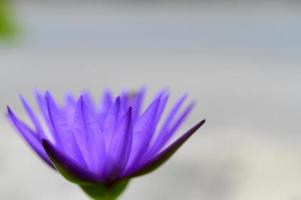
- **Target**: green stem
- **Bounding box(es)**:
[80,180,129,200]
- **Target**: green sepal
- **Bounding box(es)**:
[42,139,95,186]
[48,153,91,185]
[81,179,129,200]
[43,139,129,199]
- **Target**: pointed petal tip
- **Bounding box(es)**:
[42,139,54,157]
[129,118,206,178]
[78,95,84,104]
[74,95,85,110]
[34,89,46,98]
[18,93,24,100]
[45,90,51,97]
[139,85,147,91]
[6,106,13,120]
[45,91,56,102]
[45,92,51,102]
[41,138,49,149]
[6,105,11,113]
[6,106,16,120]
[45,91,57,108]
[198,119,206,127]
[186,119,206,137]
[19,95,30,109]
[128,106,132,113]
[33,89,41,93]
[115,96,121,103]
[190,99,197,106]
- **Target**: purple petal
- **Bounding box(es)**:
[104,107,133,180]
[35,91,58,143]
[161,102,195,145]
[118,88,146,123]
[45,92,65,148]
[20,95,47,140]
[129,119,206,177]
[120,90,130,111]
[64,93,76,107]
[125,91,168,173]
[63,93,77,116]
[98,90,114,129]
[152,92,169,129]
[131,87,146,122]
[156,94,188,140]
[102,97,123,142]
[7,106,54,167]
[149,98,195,156]
[99,90,114,114]
[73,96,106,174]
[42,139,101,183]
[82,91,96,111]
[46,92,88,169]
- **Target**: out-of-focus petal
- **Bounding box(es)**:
[64,93,76,107]
[149,98,195,156]
[125,91,168,173]
[160,102,195,148]
[45,92,65,148]
[82,91,96,111]
[155,94,188,140]
[131,87,146,122]
[129,119,205,177]
[7,106,53,167]
[20,95,47,140]
[63,93,76,118]
[99,90,113,113]
[35,91,52,130]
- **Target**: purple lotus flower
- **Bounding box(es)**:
[7,88,205,200]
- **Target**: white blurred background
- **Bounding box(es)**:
[1,1,301,200]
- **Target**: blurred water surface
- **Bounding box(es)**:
[1,1,301,200]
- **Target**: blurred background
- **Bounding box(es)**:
[1,0,301,200]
